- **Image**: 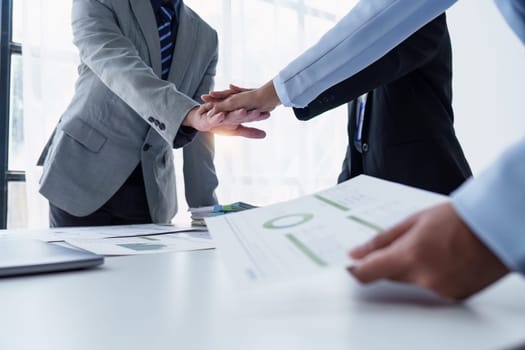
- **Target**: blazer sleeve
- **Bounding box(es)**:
[72,0,198,146]
[294,14,449,121]
[182,42,219,207]
[274,0,457,108]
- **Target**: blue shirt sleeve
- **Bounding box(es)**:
[496,0,525,45]
[452,138,525,274]
[273,0,457,108]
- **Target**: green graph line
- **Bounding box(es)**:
[348,215,383,233]
[263,213,314,229]
[286,234,327,267]
[313,194,349,211]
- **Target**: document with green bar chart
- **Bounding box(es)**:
[205,175,448,287]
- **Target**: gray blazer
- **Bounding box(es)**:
[38,0,219,223]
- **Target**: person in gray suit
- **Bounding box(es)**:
[38,0,268,227]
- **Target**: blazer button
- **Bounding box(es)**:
[362,143,369,153]
[148,116,155,123]
[159,122,166,131]
[143,143,152,151]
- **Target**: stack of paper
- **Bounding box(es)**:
[1,224,214,256]
[65,230,214,256]
[189,202,257,227]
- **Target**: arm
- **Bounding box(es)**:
[72,0,198,145]
[347,139,525,298]
[275,0,457,108]
[496,0,525,46]
[294,15,448,121]
[183,47,220,207]
[205,0,457,115]
[452,138,525,274]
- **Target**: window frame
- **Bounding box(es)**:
[0,0,25,229]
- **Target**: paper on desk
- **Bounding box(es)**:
[65,231,215,256]
[1,224,207,243]
[205,175,448,287]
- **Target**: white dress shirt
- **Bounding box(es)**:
[452,138,525,274]
[273,0,457,108]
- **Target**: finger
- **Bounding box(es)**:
[348,247,407,284]
[223,109,269,125]
[213,125,266,139]
[206,101,233,118]
[208,88,238,99]
[201,94,219,103]
[197,102,213,114]
[220,108,251,124]
[232,125,267,139]
[202,112,225,130]
[229,84,251,93]
[245,110,271,122]
[209,93,254,116]
[349,214,417,259]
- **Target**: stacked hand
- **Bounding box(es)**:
[348,203,509,300]
[202,80,282,121]
[183,101,270,139]
[183,81,281,139]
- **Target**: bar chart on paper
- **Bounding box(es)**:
[206,175,449,287]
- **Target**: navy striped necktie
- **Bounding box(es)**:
[158,2,178,80]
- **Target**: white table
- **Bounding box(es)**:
[0,250,524,350]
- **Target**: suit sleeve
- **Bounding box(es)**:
[274,0,457,108]
[452,138,525,274]
[294,15,448,121]
[71,0,198,145]
[182,42,219,207]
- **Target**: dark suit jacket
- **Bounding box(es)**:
[294,14,471,195]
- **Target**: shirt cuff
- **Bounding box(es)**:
[451,141,525,274]
[273,74,294,108]
[173,126,198,148]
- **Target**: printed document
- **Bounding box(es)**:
[206,175,448,287]
[2,224,206,243]
[65,231,214,256]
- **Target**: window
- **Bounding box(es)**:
[182,0,354,207]
[3,0,355,228]
[1,0,26,229]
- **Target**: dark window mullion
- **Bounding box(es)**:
[10,42,21,54]
[0,0,14,229]
[6,171,26,182]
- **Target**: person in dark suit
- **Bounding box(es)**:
[293,14,471,195]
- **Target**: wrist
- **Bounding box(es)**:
[182,106,199,128]
[260,80,281,110]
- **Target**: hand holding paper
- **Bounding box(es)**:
[348,202,509,300]
[205,175,451,288]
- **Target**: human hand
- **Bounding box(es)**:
[182,104,270,139]
[202,81,281,116]
[201,84,249,103]
[348,202,509,300]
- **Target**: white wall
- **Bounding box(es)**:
[447,0,525,174]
